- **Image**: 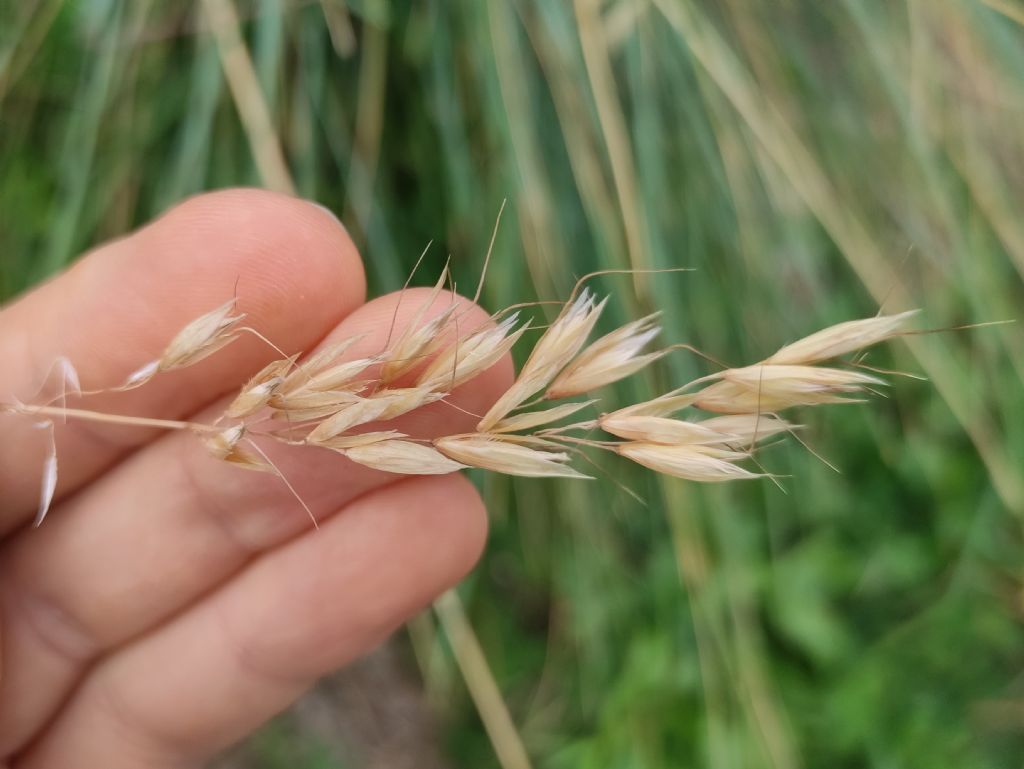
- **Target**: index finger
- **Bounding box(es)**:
[0,189,366,534]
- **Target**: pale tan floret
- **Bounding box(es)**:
[600,412,793,446]
[723,364,884,391]
[160,298,245,371]
[123,299,246,387]
[380,269,455,383]
[692,380,861,413]
[599,413,733,444]
[417,314,527,391]
[314,430,407,451]
[203,425,272,472]
[546,313,663,398]
[225,356,297,419]
[267,341,383,421]
[685,445,751,461]
[766,310,918,365]
[269,387,368,422]
[344,439,467,475]
[277,335,367,394]
[435,434,592,479]
[492,400,596,433]
[696,414,794,444]
[616,442,761,482]
[287,356,381,394]
[306,386,442,442]
[478,290,608,431]
[608,391,702,418]
[692,365,883,413]
[380,305,456,383]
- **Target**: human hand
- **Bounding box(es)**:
[0,190,510,768]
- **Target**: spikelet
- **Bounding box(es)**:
[204,426,272,472]
[123,299,246,387]
[269,389,369,422]
[696,414,794,444]
[380,270,455,383]
[492,400,596,433]
[306,387,442,442]
[683,445,752,462]
[344,440,467,474]
[546,313,663,398]
[599,413,734,444]
[417,314,528,391]
[692,366,883,413]
[276,335,367,394]
[161,299,245,371]
[382,306,456,382]
[374,387,444,420]
[35,421,58,526]
[267,339,381,421]
[225,356,297,419]
[616,442,761,482]
[478,290,607,430]
[313,430,407,451]
[435,434,592,479]
[288,356,381,394]
[767,310,917,365]
[599,411,794,447]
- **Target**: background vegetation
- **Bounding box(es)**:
[2,1,1023,767]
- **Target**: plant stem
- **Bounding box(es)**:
[9,404,216,433]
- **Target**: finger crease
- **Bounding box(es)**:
[3,576,98,664]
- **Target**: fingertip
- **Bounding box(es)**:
[132,188,366,335]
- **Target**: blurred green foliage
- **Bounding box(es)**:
[2,1,1023,767]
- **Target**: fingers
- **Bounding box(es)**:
[0,189,365,532]
[12,474,488,769]
[0,289,512,755]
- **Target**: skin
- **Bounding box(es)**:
[0,189,513,768]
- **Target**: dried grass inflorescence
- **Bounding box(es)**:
[4,269,921,525]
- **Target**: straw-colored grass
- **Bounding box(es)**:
[5,280,920,526]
